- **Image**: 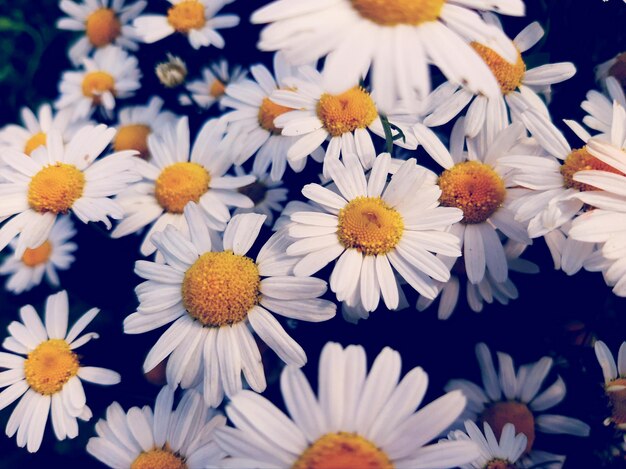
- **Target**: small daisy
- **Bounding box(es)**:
[124,208,336,406]
[0,216,77,294]
[57,0,147,65]
[446,343,590,466]
[594,340,626,430]
[55,45,141,120]
[581,77,626,135]
[87,386,227,468]
[133,0,239,50]
[233,166,288,227]
[285,152,463,312]
[111,116,254,256]
[0,290,120,453]
[179,59,247,110]
[596,51,626,88]
[0,124,139,257]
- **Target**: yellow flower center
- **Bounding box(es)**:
[181,251,261,327]
[24,339,80,395]
[238,180,268,205]
[317,87,378,137]
[607,377,626,427]
[21,241,53,267]
[438,161,506,224]
[167,0,206,33]
[337,196,404,256]
[470,42,526,95]
[293,432,393,469]
[28,163,85,214]
[81,71,116,103]
[258,97,294,134]
[155,162,210,213]
[85,8,121,47]
[609,52,626,87]
[131,449,187,469]
[480,401,535,454]
[561,147,623,192]
[114,124,152,160]
[350,0,444,26]
[24,132,47,156]
[209,79,226,98]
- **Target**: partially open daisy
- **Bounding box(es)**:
[0,125,139,257]
[133,0,239,50]
[55,45,141,119]
[124,208,336,406]
[446,343,590,466]
[111,116,254,256]
[179,58,247,110]
[0,216,77,294]
[252,0,523,113]
[596,51,626,89]
[594,340,626,430]
[57,0,146,65]
[0,290,120,453]
[285,152,463,312]
[215,341,480,468]
[87,386,227,468]
[581,77,626,135]
[233,166,288,227]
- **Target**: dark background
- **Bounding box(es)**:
[0,0,625,467]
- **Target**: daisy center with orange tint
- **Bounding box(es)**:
[182,251,261,327]
[21,241,53,267]
[28,163,85,214]
[24,339,80,395]
[131,449,187,469]
[479,401,535,454]
[86,8,121,47]
[317,87,378,137]
[293,432,393,469]
[82,71,116,102]
[486,460,517,469]
[471,42,526,95]
[350,0,444,26]
[209,79,226,98]
[438,161,506,224]
[561,147,623,192]
[608,52,626,87]
[24,132,47,156]
[606,377,626,427]
[114,124,152,159]
[167,0,206,33]
[155,162,210,213]
[258,97,294,134]
[337,196,404,256]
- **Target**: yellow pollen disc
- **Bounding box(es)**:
[182,251,261,327]
[480,401,536,454]
[238,180,268,205]
[317,87,378,137]
[28,163,85,214]
[350,0,444,26]
[471,42,526,95]
[337,197,404,256]
[155,162,210,213]
[486,460,516,469]
[607,377,626,426]
[609,52,626,87]
[82,71,116,102]
[561,147,623,192]
[114,124,152,159]
[131,449,187,469]
[85,8,121,47]
[438,161,506,224]
[258,97,294,134]
[167,0,206,33]
[24,339,80,395]
[24,132,47,156]
[292,432,393,469]
[21,241,53,267]
[209,79,226,98]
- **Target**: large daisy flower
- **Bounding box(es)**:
[55,45,141,120]
[124,208,336,406]
[251,0,524,113]
[233,166,288,227]
[111,116,254,256]
[0,216,77,294]
[446,343,590,467]
[0,290,120,452]
[57,0,146,65]
[179,58,247,110]
[285,152,463,312]
[133,0,239,50]
[581,77,626,135]
[594,340,626,430]
[87,386,226,468]
[0,124,139,257]
[215,341,479,469]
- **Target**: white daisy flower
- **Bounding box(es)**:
[0,290,120,453]
[133,0,239,50]
[179,59,247,110]
[0,124,139,257]
[111,116,254,256]
[215,341,480,469]
[0,216,77,295]
[55,45,141,120]
[594,340,626,430]
[57,0,147,65]
[251,0,524,113]
[581,77,626,135]
[446,343,590,467]
[285,152,463,313]
[233,166,288,227]
[87,386,227,468]
[124,208,336,407]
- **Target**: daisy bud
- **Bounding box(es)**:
[156,53,187,88]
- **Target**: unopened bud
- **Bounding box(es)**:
[156,53,187,88]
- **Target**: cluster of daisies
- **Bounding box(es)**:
[0,0,625,466]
